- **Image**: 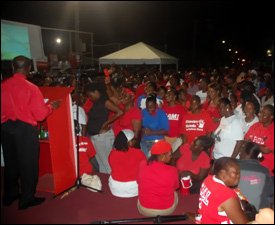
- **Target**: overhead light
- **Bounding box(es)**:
[242,59,246,62]
[56,38,62,44]
[222,40,226,44]
[228,49,232,52]
[235,51,238,54]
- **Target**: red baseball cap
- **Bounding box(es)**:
[151,140,172,155]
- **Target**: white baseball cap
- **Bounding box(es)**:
[122,129,134,142]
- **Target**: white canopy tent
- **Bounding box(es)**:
[99,42,178,72]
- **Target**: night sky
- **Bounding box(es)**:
[1,1,274,67]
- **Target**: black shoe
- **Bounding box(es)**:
[18,197,45,210]
[2,194,21,206]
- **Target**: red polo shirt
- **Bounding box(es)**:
[1,73,53,125]
[137,160,179,209]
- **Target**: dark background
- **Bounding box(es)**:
[1,1,274,68]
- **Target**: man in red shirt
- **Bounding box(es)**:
[1,56,60,210]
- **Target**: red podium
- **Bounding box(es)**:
[37,87,76,195]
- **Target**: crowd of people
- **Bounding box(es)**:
[1,55,274,223]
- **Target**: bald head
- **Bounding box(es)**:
[255,208,274,224]
[12,55,31,74]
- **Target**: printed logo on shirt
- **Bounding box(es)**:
[167,113,180,121]
[249,135,266,145]
[185,119,205,131]
[76,141,88,152]
[198,120,205,128]
[79,147,88,152]
[199,183,211,206]
[241,175,262,185]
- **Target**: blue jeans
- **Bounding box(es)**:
[140,140,155,158]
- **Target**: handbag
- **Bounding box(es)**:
[81,173,102,192]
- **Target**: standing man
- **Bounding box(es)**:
[1,55,60,210]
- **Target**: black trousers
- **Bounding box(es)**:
[1,120,39,206]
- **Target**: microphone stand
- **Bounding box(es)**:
[91,214,187,224]
[54,68,102,199]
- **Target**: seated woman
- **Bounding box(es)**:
[108,129,146,198]
[196,157,248,224]
[174,135,214,194]
[137,140,179,217]
[245,104,274,176]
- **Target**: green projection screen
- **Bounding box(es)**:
[1,23,31,60]
[1,20,46,61]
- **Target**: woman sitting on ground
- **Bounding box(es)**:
[196,157,248,224]
[137,140,179,217]
[173,135,214,194]
[108,129,146,198]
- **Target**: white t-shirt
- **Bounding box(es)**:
[213,115,244,159]
[240,115,259,135]
[195,90,207,104]
[72,103,87,135]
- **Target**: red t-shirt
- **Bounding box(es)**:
[245,122,274,175]
[108,147,146,182]
[112,106,142,137]
[163,104,187,137]
[137,161,179,210]
[202,101,221,131]
[77,136,96,176]
[197,175,238,224]
[181,110,214,144]
[176,143,210,174]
